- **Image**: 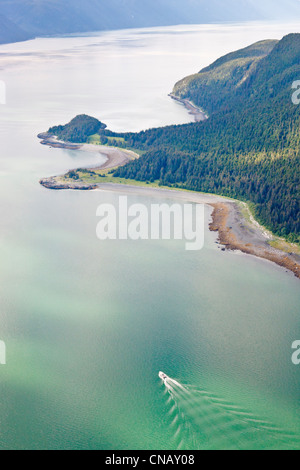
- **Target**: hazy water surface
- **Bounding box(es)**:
[0,22,300,450]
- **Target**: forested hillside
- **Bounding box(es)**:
[48,115,106,143]
[173,40,278,115]
[114,35,300,241]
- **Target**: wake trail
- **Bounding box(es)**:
[158,372,300,450]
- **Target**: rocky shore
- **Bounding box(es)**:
[40,176,97,191]
[209,202,300,279]
[169,94,208,122]
[38,133,82,150]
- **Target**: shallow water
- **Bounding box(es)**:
[0,22,299,450]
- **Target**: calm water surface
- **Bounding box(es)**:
[0,22,300,450]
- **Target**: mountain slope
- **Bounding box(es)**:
[0,14,31,44]
[173,40,278,115]
[114,34,300,241]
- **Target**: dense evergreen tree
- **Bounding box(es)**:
[115,35,300,242]
[49,115,106,143]
[48,35,300,241]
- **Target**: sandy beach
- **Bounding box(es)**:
[39,137,300,279]
[38,134,137,171]
[80,143,138,170]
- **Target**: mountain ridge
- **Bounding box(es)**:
[1,0,300,45]
[0,13,31,44]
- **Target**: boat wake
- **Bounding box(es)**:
[158,372,300,450]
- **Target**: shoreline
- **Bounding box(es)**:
[209,202,300,280]
[96,184,300,279]
[39,134,139,190]
[169,94,208,122]
[39,136,300,280]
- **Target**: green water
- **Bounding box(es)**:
[0,24,300,450]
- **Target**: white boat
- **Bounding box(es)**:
[159,371,168,381]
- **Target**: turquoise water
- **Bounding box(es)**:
[0,23,300,450]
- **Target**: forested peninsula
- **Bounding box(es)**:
[40,34,300,260]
